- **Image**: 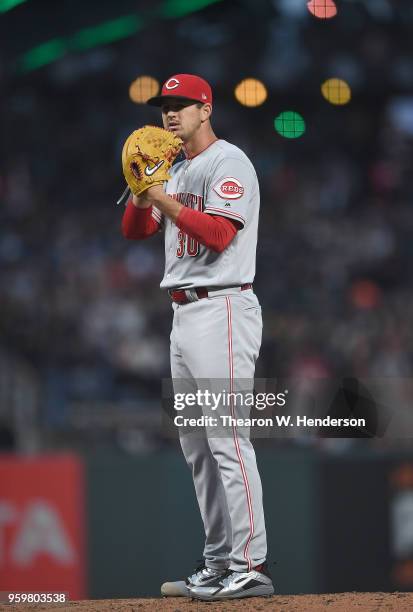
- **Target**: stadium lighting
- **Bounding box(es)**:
[234,79,268,107]
[321,78,352,105]
[307,0,337,20]
[0,0,27,14]
[274,111,306,139]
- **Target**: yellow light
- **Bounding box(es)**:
[234,78,267,107]
[129,76,160,104]
[321,78,351,105]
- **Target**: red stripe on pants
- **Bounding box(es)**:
[225,296,255,571]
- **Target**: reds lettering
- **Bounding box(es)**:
[221,182,244,196]
[213,177,245,200]
[172,192,203,257]
[172,192,204,209]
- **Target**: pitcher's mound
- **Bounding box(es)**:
[4,592,413,611]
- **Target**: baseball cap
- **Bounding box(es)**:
[147,74,213,107]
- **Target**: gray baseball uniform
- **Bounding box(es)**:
[156,139,267,572]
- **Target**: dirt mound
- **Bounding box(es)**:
[3,592,413,611]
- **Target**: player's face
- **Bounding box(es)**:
[161,100,210,142]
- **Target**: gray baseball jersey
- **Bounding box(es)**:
[152,139,260,289]
[149,138,267,573]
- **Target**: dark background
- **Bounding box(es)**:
[1,0,413,597]
[1,0,413,452]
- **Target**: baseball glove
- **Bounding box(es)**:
[121,125,183,197]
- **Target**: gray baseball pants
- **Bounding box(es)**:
[170,288,267,572]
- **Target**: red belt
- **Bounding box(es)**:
[169,284,252,305]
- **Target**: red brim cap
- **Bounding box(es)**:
[147,73,212,107]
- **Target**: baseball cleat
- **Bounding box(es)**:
[161,560,228,597]
[190,562,274,601]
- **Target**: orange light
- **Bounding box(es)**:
[234,78,267,107]
[129,76,159,104]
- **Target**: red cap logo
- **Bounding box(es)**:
[213,177,245,200]
[165,78,180,90]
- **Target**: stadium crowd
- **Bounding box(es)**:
[1,0,413,451]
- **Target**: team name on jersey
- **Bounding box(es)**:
[171,192,204,210]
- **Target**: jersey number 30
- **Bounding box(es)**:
[176,231,199,257]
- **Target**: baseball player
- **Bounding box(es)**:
[121,74,274,601]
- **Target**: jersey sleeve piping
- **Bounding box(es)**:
[204,206,245,226]
[151,207,163,223]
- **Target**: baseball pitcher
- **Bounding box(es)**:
[120,74,274,601]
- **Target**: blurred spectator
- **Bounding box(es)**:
[1,1,413,451]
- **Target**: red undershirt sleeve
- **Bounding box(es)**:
[121,200,160,239]
[176,206,240,253]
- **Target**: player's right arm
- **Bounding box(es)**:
[130,185,240,252]
[121,198,163,240]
